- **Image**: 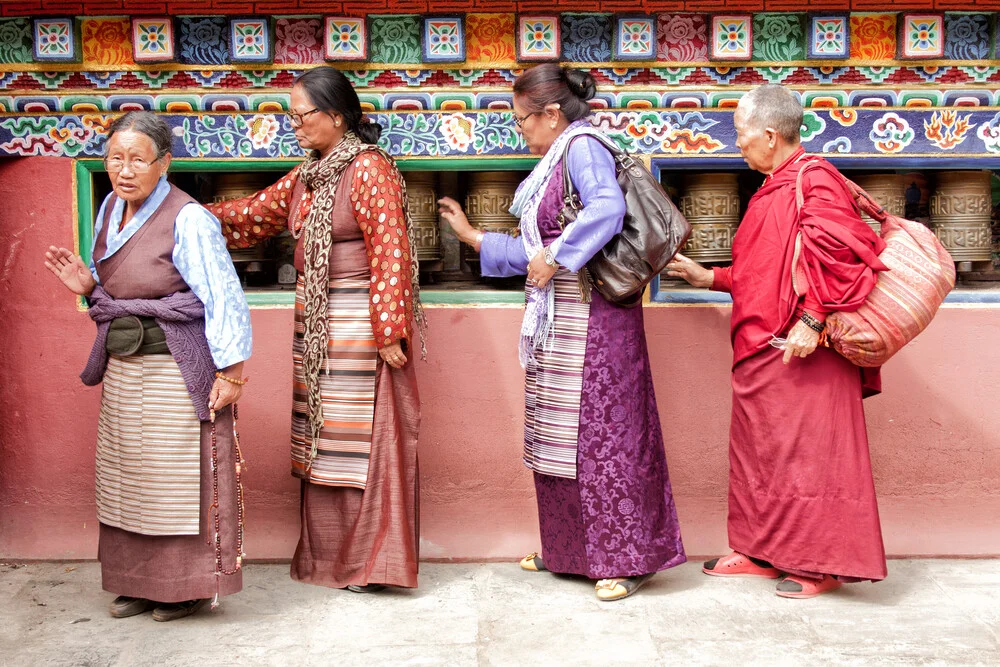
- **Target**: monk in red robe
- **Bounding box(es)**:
[667,84,889,599]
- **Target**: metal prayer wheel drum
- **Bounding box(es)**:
[465,171,521,236]
[929,170,993,272]
[854,174,906,236]
[678,173,740,263]
[403,171,441,263]
[212,172,274,203]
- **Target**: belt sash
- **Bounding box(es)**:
[523,270,591,479]
[291,277,377,489]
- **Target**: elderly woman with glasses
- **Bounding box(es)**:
[437,64,686,601]
[43,111,252,621]
[206,66,425,594]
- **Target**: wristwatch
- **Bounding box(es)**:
[543,247,557,268]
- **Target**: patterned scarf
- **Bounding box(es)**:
[298,131,427,461]
[509,119,595,368]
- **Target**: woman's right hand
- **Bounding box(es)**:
[664,253,715,289]
[44,246,97,296]
[437,197,479,246]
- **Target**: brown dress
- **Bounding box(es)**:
[207,151,420,588]
[93,186,243,603]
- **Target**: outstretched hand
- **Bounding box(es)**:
[44,246,97,296]
[664,253,714,289]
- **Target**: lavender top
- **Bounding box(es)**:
[480,136,626,276]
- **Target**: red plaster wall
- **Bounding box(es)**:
[1,156,998,563]
[2,0,998,17]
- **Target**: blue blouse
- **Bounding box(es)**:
[91,177,252,370]
[480,136,626,277]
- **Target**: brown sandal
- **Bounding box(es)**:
[595,573,654,601]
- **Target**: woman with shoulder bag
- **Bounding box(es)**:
[438,64,686,601]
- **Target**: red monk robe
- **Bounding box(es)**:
[711,147,889,581]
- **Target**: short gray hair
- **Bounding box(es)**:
[737,84,803,143]
[105,111,172,158]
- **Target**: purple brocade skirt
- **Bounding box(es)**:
[532,289,686,579]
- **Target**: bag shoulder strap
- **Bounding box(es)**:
[559,132,625,207]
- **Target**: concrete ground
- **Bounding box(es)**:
[1,560,997,666]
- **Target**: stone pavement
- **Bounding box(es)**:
[1,560,998,666]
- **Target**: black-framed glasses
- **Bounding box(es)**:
[512,110,542,128]
[287,108,321,127]
[103,154,163,174]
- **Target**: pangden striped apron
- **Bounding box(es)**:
[523,270,591,480]
[290,277,378,489]
[95,354,202,536]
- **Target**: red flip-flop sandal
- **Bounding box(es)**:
[775,574,842,599]
[702,551,782,579]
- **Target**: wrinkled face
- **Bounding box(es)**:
[733,104,776,175]
[105,130,170,204]
[290,84,343,156]
[513,94,562,156]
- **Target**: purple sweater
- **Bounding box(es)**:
[81,286,216,422]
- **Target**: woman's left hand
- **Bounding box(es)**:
[527,249,557,289]
[380,341,408,369]
[209,377,242,412]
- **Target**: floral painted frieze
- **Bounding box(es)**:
[8,110,1000,160]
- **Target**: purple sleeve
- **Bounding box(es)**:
[547,136,626,272]
[480,231,529,277]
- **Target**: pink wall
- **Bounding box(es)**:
[2,156,998,561]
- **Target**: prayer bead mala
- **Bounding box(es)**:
[209,404,246,609]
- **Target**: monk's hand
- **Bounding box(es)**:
[782,320,821,365]
[665,253,714,289]
[380,341,408,369]
[44,246,96,296]
[527,249,557,289]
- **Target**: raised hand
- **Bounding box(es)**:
[664,252,714,289]
[44,246,97,296]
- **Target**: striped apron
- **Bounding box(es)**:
[95,354,202,536]
[291,277,378,489]
[523,270,591,479]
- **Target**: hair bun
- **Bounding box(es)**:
[563,68,596,102]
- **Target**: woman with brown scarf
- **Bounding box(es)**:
[207,67,425,592]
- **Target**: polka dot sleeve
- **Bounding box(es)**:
[349,152,414,350]
[205,165,306,249]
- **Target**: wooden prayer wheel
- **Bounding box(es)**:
[678,173,740,264]
[403,171,441,263]
[929,170,993,272]
[854,174,906,236]
[465,171,521,236]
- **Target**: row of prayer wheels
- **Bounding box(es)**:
[677,171,994,272]
[404,171,521,268]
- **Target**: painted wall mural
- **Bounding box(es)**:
[6,108,1000,160]
[1,10,1000,160]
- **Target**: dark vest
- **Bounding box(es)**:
[93,185,196,299]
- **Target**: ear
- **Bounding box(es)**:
[543,103,562,120]
[160,153,172,173]
[765,127,778,149]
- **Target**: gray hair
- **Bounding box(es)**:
[105,111,172,158]
[737,84,803,144]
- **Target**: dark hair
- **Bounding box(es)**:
[512,65,596,122]
[106,111,172,158]
[294,66,382,145]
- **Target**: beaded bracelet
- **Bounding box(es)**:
[215,371,249,386]
[799,311,826,334]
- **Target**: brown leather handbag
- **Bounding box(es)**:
[558,134,691,307]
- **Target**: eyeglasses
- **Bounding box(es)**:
[512,110,543,128]
[286,108,321,128]
[104,155,162,174]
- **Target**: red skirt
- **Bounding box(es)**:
[727,346,887,581]
[290,359,420,588]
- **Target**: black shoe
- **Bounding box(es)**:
[109,595,155,618]
[347,584,386,594]
[151,598,209,622]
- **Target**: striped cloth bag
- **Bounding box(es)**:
[794,163,956,367]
